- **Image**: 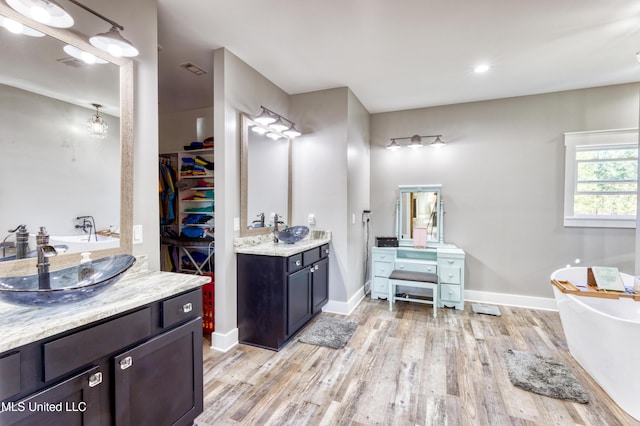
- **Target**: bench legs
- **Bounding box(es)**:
[389,279,438,318]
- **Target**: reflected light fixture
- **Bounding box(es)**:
[87,103,108,139]
[89,25,138,58]
[6,0,74,28]
[386,134,445,150]
[252,106,302,139]
[0,15,45,36]
[63,44,108,64]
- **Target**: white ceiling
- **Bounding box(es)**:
[157,0,640,115]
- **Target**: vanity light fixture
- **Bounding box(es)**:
[252,106,303,139]
[0,15,44,36]
[63,44,108,64]
[87,103,108,139]
[6,0,74,28]
[386,134,445,150]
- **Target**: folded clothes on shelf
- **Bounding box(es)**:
[185,204,214,212]
[182,214,214,225]
[195,156,214,170]
[183,141,204,150]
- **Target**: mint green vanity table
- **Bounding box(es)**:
[371,185,466,311]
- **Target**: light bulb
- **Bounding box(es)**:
[80,51,96,64]
[108,43,123,57]
[3,18,23,34]
[30,4,51,23]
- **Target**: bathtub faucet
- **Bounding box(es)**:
[76,216,97,242]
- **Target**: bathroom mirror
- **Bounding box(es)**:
[240,113,291,237]
[0,4,133,276]
[397,184,444,247]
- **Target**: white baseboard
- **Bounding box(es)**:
[323,286,366,316]
[210,327,239,352]
[465,289,557,311]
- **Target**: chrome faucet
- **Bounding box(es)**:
[36,227,58,289]
[252,212,265,228]
[8,224,29,259]
[75,216,97,241]
[273,213,285,243]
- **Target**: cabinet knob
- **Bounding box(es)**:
[399,265,404,269]
[182,302,193,313]
[88,372,103,387]
[325,248,330,254]
[314,264,319,271]
[310,267,315,273]
[295,260,302,266]
[448,273,453,278]
[119,356,133,370]
[447,259,454,264]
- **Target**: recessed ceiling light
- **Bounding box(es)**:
[474,64,490,73]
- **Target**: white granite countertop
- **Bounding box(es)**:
[0,270,210,353]
[234,231,331,257]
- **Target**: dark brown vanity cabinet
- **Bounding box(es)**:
[0,288,203,426]
[237,243,330,351]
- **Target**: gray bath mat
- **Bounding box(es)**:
[298,316,357,349]
[472,303,501,316]
[504,349,588,403]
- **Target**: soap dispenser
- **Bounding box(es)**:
[78,252,94,281]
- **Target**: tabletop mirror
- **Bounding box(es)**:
[397,184,444,247]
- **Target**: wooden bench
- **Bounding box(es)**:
[388,270,439,317]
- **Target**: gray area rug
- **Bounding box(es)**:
[504,349,588,403]
[298,316,357,349]
[472,303,501,316]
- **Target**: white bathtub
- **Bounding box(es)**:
[48,234,120,253]
[551,267,640,421]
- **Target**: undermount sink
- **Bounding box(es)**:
[0,254,135,307]
[275,226,310,244]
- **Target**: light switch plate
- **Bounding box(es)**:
[133,225,143,244]
[307,214,316,225]
[233,217,240,231]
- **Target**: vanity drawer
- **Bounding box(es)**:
[373,261,393,277]
[441,284,462,303]
[439,266,461,284]
[43,307,151,382]
[320,244,330,258]
[0,352,21,400]
[162,289,203,328]
[372,276,389,294]
[303,247,321,266]
[288,253,303,272]
[394,260,437,274]
[372,250,394,262]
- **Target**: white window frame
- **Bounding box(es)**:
[564,128,638,228]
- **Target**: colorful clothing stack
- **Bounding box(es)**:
[159,160,177,225]
[181,189,214,201]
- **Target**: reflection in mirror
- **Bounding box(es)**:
[0,2,133,277]
[0,24,120,257]
[398,184,443,247]
[240,113,291,237]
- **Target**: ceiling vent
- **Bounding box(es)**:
[179,62,207,76]
[57,57,89,68]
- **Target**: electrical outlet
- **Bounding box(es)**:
[307,214,316,225]
[233,217,240,231]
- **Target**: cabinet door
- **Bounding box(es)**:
[311,257,329,314]
[113,318,203,426]
[0,366,103,426]
[287,267,312,336]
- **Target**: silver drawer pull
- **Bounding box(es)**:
[448,259,455,264]
[310,267,315,273]
[120,356,133,370]
[315,265,319,271]
[448,274,453,277]
[182,302,193,313]
[295,260,302,266]
[325,248,330,254]
[88,372,103,387]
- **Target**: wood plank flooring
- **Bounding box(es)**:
[195,298,639,426]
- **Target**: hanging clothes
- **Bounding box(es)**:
[159,158,177,225]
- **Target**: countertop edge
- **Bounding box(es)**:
[235,237,331,257]
[0,270,211,353]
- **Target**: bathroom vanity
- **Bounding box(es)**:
[235,234,331,351]
[0,269,209,425]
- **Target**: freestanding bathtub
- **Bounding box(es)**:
[551,267,640,421]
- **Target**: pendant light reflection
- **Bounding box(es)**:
[63,45,108,64]
[251,106,302,139]
[87,103,108,139]
[0,15,45,36]
[89,25,138,58]
[386,134,445,150]
[6,0,74,28]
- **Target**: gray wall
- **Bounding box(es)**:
[370,83,639,299]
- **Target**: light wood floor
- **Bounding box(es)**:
[195,297,639,426]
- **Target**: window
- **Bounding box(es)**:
[564,129,638,228]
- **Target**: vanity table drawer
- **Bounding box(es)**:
[0,352,21,400]
[439,266,461,284]
[43,308,151,382]
[372,251,394,262]
[303,247,321,266]
[394,260,437,274]
[162,289,203,328]
[441,284,462,303]
[288,253,304,272]
[373,261,393,277]
[320,244,330,258]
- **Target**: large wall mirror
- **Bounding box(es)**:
[0,4,133,276]
[397,184,444,247]
[240,113,291,237]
